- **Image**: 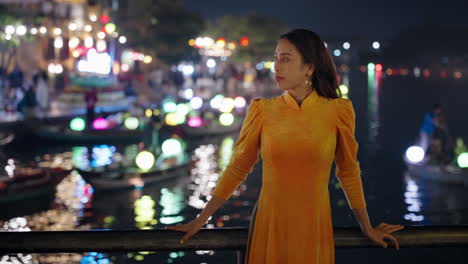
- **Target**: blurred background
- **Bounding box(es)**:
[0,0,468,263]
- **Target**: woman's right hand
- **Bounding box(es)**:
[165,217,206,244]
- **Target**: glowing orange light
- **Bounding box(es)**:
[216,38,226,48]
[240,37,249,47]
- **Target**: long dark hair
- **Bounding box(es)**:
[280,29,341,99]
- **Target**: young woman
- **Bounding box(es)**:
[167,29,404,263]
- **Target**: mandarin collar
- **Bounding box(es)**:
[283,89,319,110]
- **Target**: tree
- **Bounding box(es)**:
[0,11,21,73]
[114,0,204,64]
[0,7,41,89]
[203,14,289,63]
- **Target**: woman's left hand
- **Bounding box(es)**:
[362,223,404,250]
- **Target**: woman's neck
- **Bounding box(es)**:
[288,86,314,105]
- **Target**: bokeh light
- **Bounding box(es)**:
[190,97,203,110]
[165,113,179,126]
[70,117,86,131]
[176,103,190,116]
[124,117,139,130]
[162,139,183,156]
[93,118,109,130]
[188,116,203,128]
[219,113,234,126]
[162,99,177,113]
[234,96,247,108]
[210,94,224,109]
[145,109,152,117]
[405,146,425,164]
[339,84,349,95]
[219,97,235,113]
[457,152,468,168]
[135,151,155,170]
[372,41,380,49]
[343,42,350,50]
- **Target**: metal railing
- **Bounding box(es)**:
[2,226,468,263]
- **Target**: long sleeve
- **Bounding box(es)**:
[211,98,263,200]
[335,99,366,209]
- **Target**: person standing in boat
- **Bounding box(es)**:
[167,29,404,263]
[419,104,455,164]
[419,104,443,153]
[84,88,98,128]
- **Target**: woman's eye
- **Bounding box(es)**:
[273,57,288,63]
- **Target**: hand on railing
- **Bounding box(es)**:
[165,217,207,244]
[362,223,405,250]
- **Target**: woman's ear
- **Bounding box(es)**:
[307,64,315,77]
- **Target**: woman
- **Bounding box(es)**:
[167,29,404,263]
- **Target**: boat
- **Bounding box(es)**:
[182,120,242,138]
[33,125,144,144]
[0,167,71,205]
[77,160,191,191]
[404,158,468,185]
[0,132,15,146]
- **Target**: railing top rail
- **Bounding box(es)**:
[2,226,468,253]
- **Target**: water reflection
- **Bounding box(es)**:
[188,144,218,210]
[403,170,468,225]
[367,62,383,143]
[159,187,185,225]
[403,173,425,223]
[0,171,94,263]
[134,195,157,229]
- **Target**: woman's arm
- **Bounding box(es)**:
[165,195,226,244]
[198,195,226,222]
[352,207,373,233]
[165,99,264,243]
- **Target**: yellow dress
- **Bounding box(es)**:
[211,90,367,264]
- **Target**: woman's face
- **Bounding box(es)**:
[274,38,313,91]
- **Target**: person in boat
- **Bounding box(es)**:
[166,29,403,263]
[427,138,447,165]
[143,115,163,155]
[425,104,456,165]
[17,81,38,118]
[419,104,443,153]
[84,88,98,128]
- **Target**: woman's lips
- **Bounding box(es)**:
[275,76,284,82]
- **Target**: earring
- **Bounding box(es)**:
[305,79,311,86]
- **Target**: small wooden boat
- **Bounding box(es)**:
[404,158,468,185]
[0,167,71,204]
[0,132,15,146]
[77,160,191,191]
[33,125,144,144]
[182,121,242,138]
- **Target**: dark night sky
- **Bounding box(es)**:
[183,0,468,40]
